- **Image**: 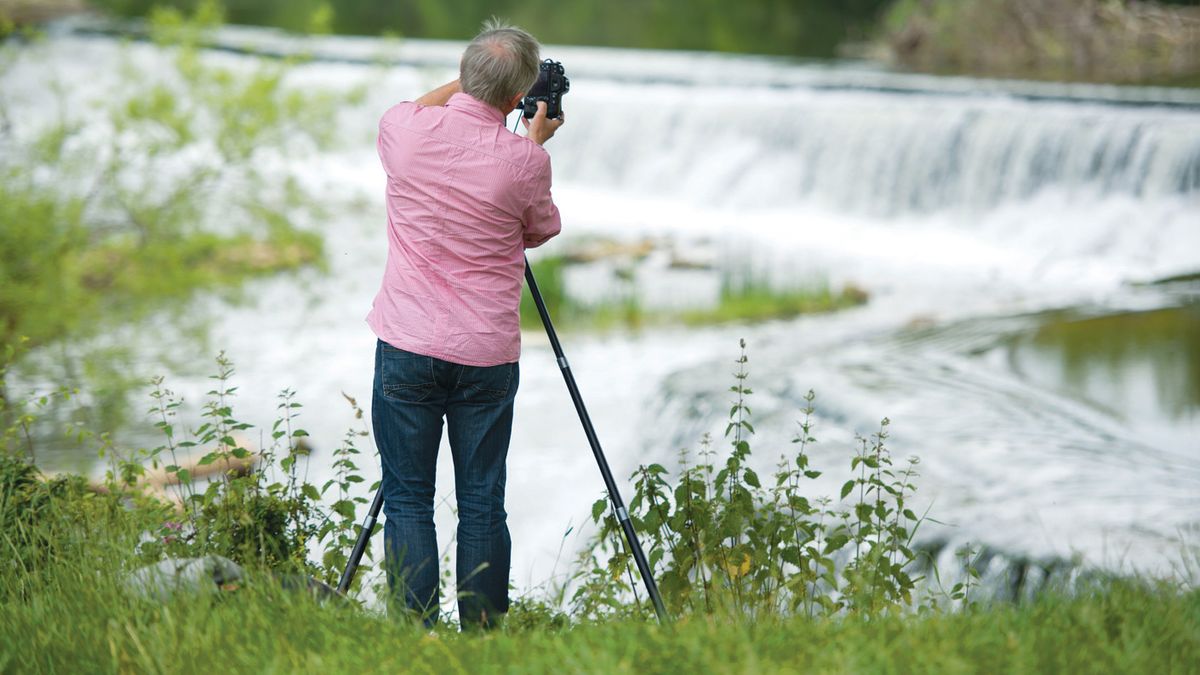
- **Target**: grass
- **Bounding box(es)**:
[0,566,1195,673]
[681,280,868,326]
[520,255,868,331]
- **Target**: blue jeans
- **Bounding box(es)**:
[371,339,517,628]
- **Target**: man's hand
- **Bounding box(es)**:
[521,101,565,146]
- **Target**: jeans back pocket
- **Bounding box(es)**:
[458,362,517,403]
[380,343,436,403]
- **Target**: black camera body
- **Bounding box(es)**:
[522,59,569,119]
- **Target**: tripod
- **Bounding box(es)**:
[337,255,668,623]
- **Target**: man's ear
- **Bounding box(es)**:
[507,92,525,114]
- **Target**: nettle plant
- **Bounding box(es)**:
[117,353,377,589]
[576,340,926,620]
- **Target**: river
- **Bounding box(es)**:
[5,21,1198,598]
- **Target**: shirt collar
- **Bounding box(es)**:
[446,92,507,126]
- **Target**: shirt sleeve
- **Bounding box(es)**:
[521,158,562,249]
[377,119,392,177]
[376,103,416,179]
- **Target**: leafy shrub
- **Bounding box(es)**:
[1,348,374,602]
[574,340,925,620]
[120,353,377,587]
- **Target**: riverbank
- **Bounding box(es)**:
[880,0,1200,86]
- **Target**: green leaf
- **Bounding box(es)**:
[824,535,848,554]
[643,509,661,531]
[302,484,320,501]
[855,503,873,522]
[743,468,761,488]
[333,499,356,519]
[840,480,855,500]
[591,498,608,523]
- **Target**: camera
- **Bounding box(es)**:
[522,59,569,120]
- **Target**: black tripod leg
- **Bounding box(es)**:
[337,487,384,595]
[524,255,669,623]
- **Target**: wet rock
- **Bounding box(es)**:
[128,555,244,601]
[128,556,342,603]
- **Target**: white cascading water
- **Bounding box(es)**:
[557,84,1200,214]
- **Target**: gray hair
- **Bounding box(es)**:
[460,19,540,110]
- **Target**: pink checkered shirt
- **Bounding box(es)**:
[366,92,562,367]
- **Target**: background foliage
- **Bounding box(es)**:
[0,2,353,432]
[87,0,895,58]
[76,0,1200,84]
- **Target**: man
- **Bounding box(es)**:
[366,20,564,629]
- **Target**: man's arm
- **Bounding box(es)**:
[522,159,561,249]
[414,80,461,107]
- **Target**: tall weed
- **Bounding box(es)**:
[575,340,925,620]
[1,352,379,591]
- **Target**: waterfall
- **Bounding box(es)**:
[554,82,1200,217]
